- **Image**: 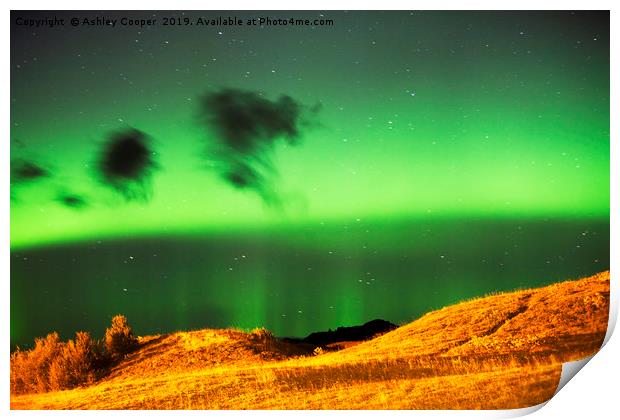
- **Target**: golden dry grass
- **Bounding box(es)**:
[10,270,609,410]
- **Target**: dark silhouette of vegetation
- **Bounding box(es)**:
[301,319,397,345]
[10,315,139,395]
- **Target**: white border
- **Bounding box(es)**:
[3,2,617,419]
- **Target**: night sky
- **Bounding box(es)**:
[10,11,609,347]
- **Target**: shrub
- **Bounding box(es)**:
[49,332,97,390]
[10,331,101,394]
[313,347,325,356]
[23,332,63,393]
[10,315,139,395]
[104,315,139,359]
[250,327,274,341]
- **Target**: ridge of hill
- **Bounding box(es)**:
[10,271,610,409]
[282,318,398,347]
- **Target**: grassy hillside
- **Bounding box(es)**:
[11,271,609,409]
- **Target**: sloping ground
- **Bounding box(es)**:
[106,328,312,381]
[11,271,610,410]
[325,271,609,363]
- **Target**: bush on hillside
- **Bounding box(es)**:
[104,314,139,359]
[11,315,139,395]
[250,327,274,342]
[10,331,104,394]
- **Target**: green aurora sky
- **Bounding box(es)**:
[10,11,610,346]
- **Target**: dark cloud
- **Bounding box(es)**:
[96,128,158,201]
[223,161,280,205]
[11,159,50,184]
[10,158,52,203]
[11,138,27,149]
[57,193,88,210]
[199,88,314,205]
